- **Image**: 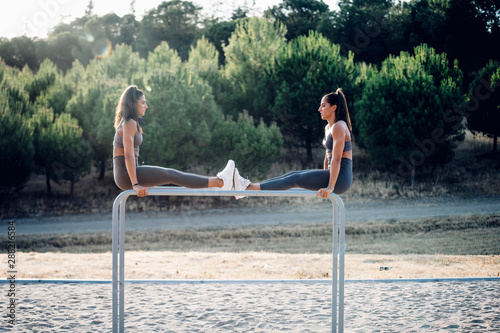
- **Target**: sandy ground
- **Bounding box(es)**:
[1,279,499,332]
[6,251,500,280]
[2,196,499,331]
[2,244,499,332]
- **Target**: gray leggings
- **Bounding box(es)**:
[113,156,209,191]
[260,158,352,194]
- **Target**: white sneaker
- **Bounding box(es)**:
[217,160,235,190]
[233,168,251,199]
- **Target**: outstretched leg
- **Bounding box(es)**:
[136,165,212,188]
[258,169,330,191]
[245,159,352,194]
[113,157,234,191]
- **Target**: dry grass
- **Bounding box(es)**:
[345,131,500,200]
[4,214,499,255]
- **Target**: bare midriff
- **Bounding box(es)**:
[113,146,139,158]
[327,151,352,160]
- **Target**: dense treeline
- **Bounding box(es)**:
[2,0,498,80]
[1,0,499,194]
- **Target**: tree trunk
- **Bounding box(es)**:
[305,136,313,168]
[410,163,415,188]
[493,135,498,154]
[99,159,105,180]
[306,146,313,167]
[70,178,75,198]
[45,168,52,194]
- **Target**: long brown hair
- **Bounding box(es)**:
[114,85,144,131]
[323,88,353,140]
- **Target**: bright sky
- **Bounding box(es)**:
[1,0,339,39]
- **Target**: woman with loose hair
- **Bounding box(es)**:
[113,85,234,197]
[233,88,353,199]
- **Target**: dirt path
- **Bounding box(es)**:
[5,194,499,235]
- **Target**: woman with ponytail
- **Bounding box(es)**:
[113,85,235,197]
[233,89,353,199]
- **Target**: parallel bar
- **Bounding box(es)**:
[119,199,127,333]
[111,195,120,333]
[338,198,346,332]
[112,191,133,333]
[111,187,345,333]
[332,200,338,333]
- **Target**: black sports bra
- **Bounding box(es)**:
[323,133,352,153]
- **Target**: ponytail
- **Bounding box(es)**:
[324,88,353,140]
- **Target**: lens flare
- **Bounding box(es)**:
[84,33,94,42]
[92,38,113,59]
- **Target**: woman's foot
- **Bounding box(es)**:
[233,168,251,199]
[217,160,235,190]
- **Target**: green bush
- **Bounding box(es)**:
[211,112,283,178]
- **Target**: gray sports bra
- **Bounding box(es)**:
[113,120,143,156]
[323,133,352,153]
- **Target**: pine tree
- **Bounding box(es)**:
[0,60,34,189]
[267,31,356,166]
[85,0,94,17]
[355,44,464,185]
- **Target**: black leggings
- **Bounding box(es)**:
[260,158,352,194]
[113,156,209,191]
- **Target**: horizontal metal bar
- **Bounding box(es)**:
[119,187,330,198]
[119,279,333,284]
[1,279,113,284]
[7,277,498,284]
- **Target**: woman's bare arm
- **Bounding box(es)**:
[317,122,347,198]
[122,120,148,196]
